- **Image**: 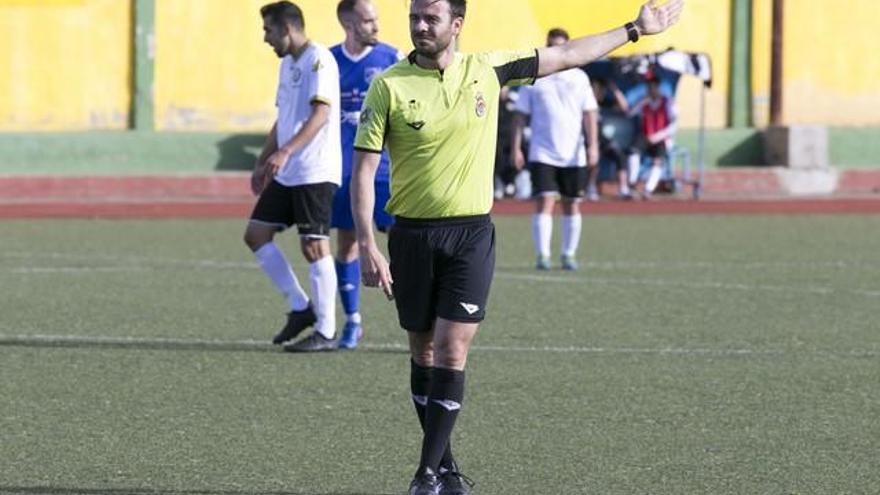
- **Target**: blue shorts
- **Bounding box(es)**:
[331,178,394,231]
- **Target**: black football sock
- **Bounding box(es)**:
[418,366,465,471]
[410,360,456,469]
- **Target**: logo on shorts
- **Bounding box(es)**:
[474,91,487,118]
[459,302,480,315]
[432,399,462,411]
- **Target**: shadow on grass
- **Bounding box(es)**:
[0,486,396,495]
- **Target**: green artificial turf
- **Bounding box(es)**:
[1,215,879,494]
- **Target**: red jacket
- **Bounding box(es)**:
[641,96,670,138]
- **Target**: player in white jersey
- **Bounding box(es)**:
[511,28,599,271]
[244,1,342,352]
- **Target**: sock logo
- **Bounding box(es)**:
[459,302,479,315]
[411,394,428,407]
[341,283,356,292]
[431,399,462,411]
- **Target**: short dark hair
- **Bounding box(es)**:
[414,0,466,19]
[337,0,359,21]
[261,1,305,31]
[447,0,466,18]
[547,28,570,41]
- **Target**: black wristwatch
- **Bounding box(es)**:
[625,22,640,43]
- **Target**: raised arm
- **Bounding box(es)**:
[537,0,684,77]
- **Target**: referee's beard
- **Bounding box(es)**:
[411,36,453,61]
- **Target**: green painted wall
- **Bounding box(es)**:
[1,129,878,175]
[132,0,155,131]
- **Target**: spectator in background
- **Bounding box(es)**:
[591,77,633,199]
[330,0,402,350]
[629,70,678,199]
[493,86,519,199]
[511,28,599,271]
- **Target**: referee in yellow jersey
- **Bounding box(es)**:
[351,1,684,493]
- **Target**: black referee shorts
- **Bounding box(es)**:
[388,215,495,332]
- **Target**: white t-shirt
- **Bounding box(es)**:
[274,42,342,187]
[515,69,597,167]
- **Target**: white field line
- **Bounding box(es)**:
[494,272,880,299]
[11,266,153,274]
[4,251,880,270]
[4,252,880,298]
[1,333,877,358]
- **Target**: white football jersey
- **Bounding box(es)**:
[515,69,597,167]
[274,42,342,187]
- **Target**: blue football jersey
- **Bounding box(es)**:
[331,42,400,180]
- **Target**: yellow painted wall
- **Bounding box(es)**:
[155,0,412,130]
[5,0,878,131]
[752,0,880,126]
[154,0,728,131]
[0,0,131,131]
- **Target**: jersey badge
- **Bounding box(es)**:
[475,91,487,118]
[290,66,303,84]
[405,99,425,130]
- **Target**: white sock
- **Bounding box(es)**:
[309,255,337,339]
[532,213,552,258]
[561,214,582,257]
[619,180,630,196]
[646,165,663,193]
[254,243,309,311]
[627,154,641,185]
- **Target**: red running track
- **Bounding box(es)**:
[2,198,880,219]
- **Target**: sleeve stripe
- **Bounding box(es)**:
[311,96,331,105]
[494,49,539,86]
[354,146,382,154]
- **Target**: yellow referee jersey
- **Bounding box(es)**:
[354,50,538,219]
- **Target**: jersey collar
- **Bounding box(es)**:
[341,44,374,63]
[407,51,462,76]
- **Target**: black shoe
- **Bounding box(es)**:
[272,305,316,345]
[439,462,474,495]
[408,466,440,495]
[282,332,337,353]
